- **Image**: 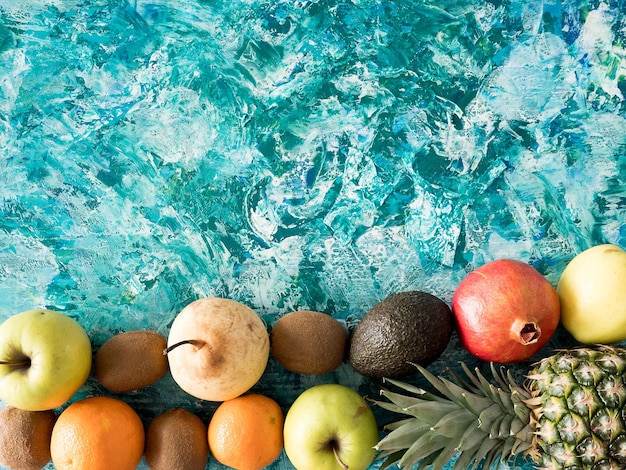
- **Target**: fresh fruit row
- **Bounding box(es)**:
[0,243,624,470]
[0,383,377,470]
[345,243,626,377]
[0,299,379,470]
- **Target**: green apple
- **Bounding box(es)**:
[283,384,379,470]
[557,244,626,344]
[0,309,92,411]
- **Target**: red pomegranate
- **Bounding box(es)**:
[452,259,560,363]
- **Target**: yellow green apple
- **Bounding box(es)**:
[557,244,626,343]
[164,297,270,401]
[0,309,92,411]
[283,384,379,470]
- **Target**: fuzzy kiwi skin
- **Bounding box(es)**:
[95,330,169,393]
[144,408,209,470]
[270,310,347,375]
[0,406,57,470]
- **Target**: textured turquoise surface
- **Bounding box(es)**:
[1,0,625,469]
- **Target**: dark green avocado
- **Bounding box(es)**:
[348,291,453,378]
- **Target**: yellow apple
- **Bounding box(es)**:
[0,309,92,411]
[165,297,270,401]
[557,244,626,344]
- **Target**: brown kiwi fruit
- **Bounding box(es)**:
[348,290,453,378]
[0,406,57,470]
[95,330,168,393]
[270,310,347,375]
[144,407,209,470]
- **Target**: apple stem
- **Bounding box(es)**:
[163,339,206,355]
[331,442,349,470]
[0,359,31,367]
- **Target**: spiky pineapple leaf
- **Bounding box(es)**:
[376,419,431,450]
[379,388,424,409]
[487,413,506,439]
[457,421,487,451]
[511,389,533,422]
[383,376,431,396]
[490,364,512,390]
[375,399,409,416]
[431,409,476,438]
[477,403,503,431]
[384,416,414,431]
[413,451,438,470]
[377,448,404,464]
[431,441,461,470]
[404,401,463,424]
[398,430,449,469]
[413,365,465,405]
[447,364,482,392]
[378,450,406,470]
[452,436,499,470]
[411,454,437,470]
[495,411,515,439]
[373,362,538,470]
[481,446,505,470]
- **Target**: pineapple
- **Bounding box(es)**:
[374,345,626,470]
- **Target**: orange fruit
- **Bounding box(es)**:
[50,396,145,470]
[208,393,284,470]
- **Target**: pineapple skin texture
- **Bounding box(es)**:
[527,345,626,470]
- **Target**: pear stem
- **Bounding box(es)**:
[163,339,206,355]
[332,442,349,470]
